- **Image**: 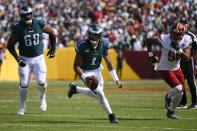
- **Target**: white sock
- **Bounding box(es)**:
[76,86,98,99]
[19,86,28,108]
[172,92,183,111]
[167,84,182,98]
[37,82,47,98]
[98,91,113,115]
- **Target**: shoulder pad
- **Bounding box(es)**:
[11,23,19,28]
[10,23,20,32]
[34,17,46,28]
[75,40,87,53]
[34,17,45,21]
[102,38,110,49]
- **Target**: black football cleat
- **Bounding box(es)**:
[167,110,180,119]
[188,104,197,109]
[68,82,77,98]
[108,113,119,123]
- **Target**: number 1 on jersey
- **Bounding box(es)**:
[91,57,97,65]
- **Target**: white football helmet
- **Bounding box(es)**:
[19,6,33,25]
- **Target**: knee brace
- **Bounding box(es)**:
[20,82,28,88]
[37,80,47,87]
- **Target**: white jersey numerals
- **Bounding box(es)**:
[24,33,39,46]
[91,57,97,65]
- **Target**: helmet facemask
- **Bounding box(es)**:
[170,22,185,41]
[20,6,33,25]
[88,24,103,49]
[88,33,102,49]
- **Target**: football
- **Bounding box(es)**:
[85,76,98,90]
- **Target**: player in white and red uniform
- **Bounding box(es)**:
[145,22,192,119]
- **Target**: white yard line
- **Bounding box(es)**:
[30,114,197,120]
[0,123,196,130]
[0,100,16,102]
[0,105,195,112]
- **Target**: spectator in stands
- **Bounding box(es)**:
[116,50,124,80]
[0,36,6,72]
[0,0,195,52]
[115,39,125,80]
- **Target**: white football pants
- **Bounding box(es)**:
[18,54,47,87]
[76,69,113,115]
[18,54,47,108]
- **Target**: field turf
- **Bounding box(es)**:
[0,80,197,131]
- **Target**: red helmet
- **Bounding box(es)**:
[170,22,185,41]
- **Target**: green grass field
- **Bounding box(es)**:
[0,80,197,131]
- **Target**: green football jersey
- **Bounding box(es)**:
[12,18,46,57]
[75,38,110,70]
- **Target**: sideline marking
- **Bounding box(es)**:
[0,123,197,130]
[0,106,195,112]
[29,114,197,120]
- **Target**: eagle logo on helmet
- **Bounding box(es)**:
[19,6,33,25]
[88,24,103,49]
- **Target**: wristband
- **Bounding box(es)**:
[177,48,183,54]
[110,70,119,81]
[81,73,87,81]
[148,52,153,57]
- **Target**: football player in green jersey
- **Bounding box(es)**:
[68,24,123,123]
[7,6,56,115]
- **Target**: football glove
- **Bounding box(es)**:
[149,56,159,66]
[16,56,26,67]
[170,40,180,50]
[47,48,56,58]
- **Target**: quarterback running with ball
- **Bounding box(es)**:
[68,24,123,123]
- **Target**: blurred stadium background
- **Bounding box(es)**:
[0,0,196,81]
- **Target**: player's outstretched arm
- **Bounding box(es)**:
[7,32,26,67]
[145,37,162,67]
[74,52,83,76]
[103,52,123,88]
[43,25,56,58]
[7,32,18,60]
